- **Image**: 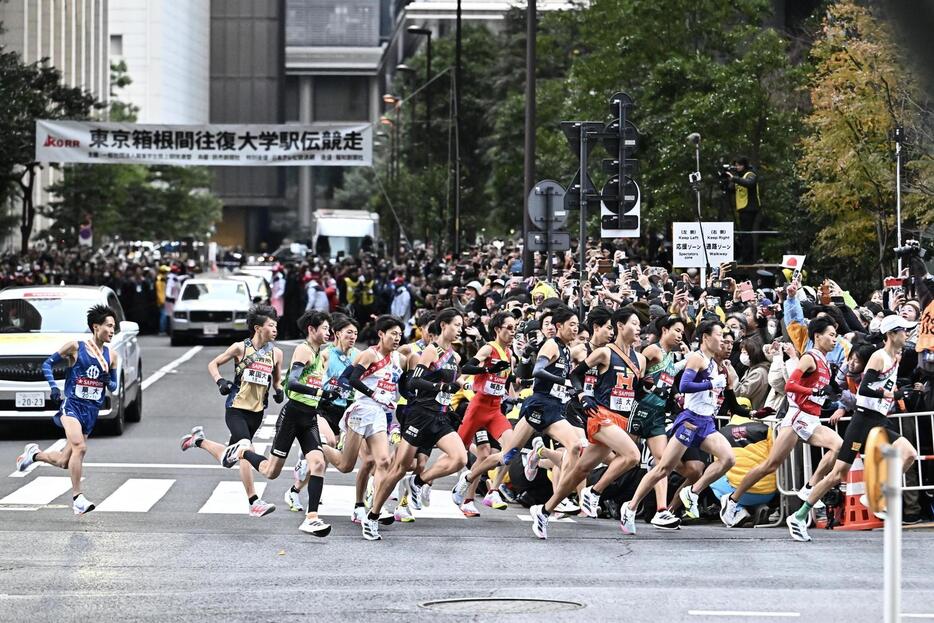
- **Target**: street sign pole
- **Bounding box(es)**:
[545,188,553,282]
[579,123,588,320]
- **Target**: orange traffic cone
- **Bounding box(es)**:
[834,456,883,531]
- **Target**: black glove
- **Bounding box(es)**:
[50,386,62,402]
[581,395,599,414]
[216,378,234,396]
[320,389,339,402]
[273,388,284,404]
[487,360,511,374]
[811,387,830,397]
[438,382,460,394]
[500,396,519,414]
[641,376,656,390]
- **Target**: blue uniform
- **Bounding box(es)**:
[54,342,112,435]
[323,344,359,408]
[521,337,572,433]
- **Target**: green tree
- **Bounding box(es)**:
[798,1,933,285]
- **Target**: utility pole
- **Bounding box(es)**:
[522,0,536,277]
[454,0,463,256]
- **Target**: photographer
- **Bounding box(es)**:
[726,156,760,263]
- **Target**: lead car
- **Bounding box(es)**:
[0,285,143,436]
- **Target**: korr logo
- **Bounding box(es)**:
[43,135,80,148]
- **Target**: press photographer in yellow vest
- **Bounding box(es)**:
[726,156,760,263]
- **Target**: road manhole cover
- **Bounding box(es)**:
[419,598,584,614]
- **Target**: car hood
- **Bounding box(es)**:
[174,300,249,312]
[0,332,102,357]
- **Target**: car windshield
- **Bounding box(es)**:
[181,282,247,301]
[0,297,95,333]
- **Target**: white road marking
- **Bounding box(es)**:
[903,616,934,620]
[688,611,800,618]
[96,478,175,513]
[198,481,267,514]
[314,484,464,519]
[262,414,277,426]
[254,426,275,440]
[0,476,74,505]
[517,515,577,523]
[141,346,203,391]
[9,439,66,478]
[253,443,270,455]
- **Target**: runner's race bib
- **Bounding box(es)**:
[242,361,272,386]
[583,374,597,397]
[610,387,635,413]
[484,380,506,396]
[76,377,104,401]
[550,383,569,402]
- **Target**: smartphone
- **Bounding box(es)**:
[712,280,723,290]
[883,277,904,288]
[707,296,720,309]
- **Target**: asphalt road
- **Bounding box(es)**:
[0,336,932,622]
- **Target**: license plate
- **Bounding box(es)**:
[15,392,45,408]
[203,323,219,336]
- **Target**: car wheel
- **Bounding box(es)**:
[100,375,126,436]
[125,361,143,423]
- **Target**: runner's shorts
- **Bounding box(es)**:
[401,403,457,450]
[670,409,717,449]
[341,401,388,439]
[520,393,568,433]
[319,401,347,437]
[585,404,629,444]
[629,402,668,439]
[838,407,903,465]
[458,394,511,448]
[54,399,99,436]
[225,406,263,444]
[272,401,322,458]
[779,406,822,442]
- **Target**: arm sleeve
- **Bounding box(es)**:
[346,364,374,398]
[569,360,590,394]
[42,352,62,388]
[838,305,864,335]
[679,367,713,393]
[407,364,439,393]
[784,366,811,396]
[857,368,885,399]
[460,357,486,375]
[285,362,321,396]
[107,368,119,393]
[532,356,566,385]
[722,389,751,418]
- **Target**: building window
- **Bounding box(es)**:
[286,0,379,47]
[313,76,370,122]
[110,34,123,57]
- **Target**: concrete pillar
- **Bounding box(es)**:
[298,75,314,233]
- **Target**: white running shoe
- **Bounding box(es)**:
[786,514,812,542]
[394,497,415,523]
[405,475,423,510]
[524,437,544,481]
[72,493,95,515]
[421,482,432,507]
[460,500,481,517]
[483,490,507,510]
[619,501,637,535]
[579,486,600,518]
[249,498,276,517]
[651,509,682,530]
[452,471,471,505]
[294,459,308,485]
[351,506,367,525]
[720,493,739,527]
[797,486,813,503]
[15,443,39,471]
[378,508,395,525]
[299,517,331,537]
[362,516,381,541]
[679,487,700,520]
[529,504,549,539]
[179,427,204,452]
[812,500,828,525]
[284,487,305,512]
[221,439,249,468]
[554,497,580,515]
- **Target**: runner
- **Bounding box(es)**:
[786,315,919,542]
[16,305,120,515]
[529,307,647,539]
[721,316,842,527]
[619,320,738,535]
[451,311,519,514]
[320,315,409,532]
[227,311,334,536]
[177,304,284,518]
[365,308,469,540]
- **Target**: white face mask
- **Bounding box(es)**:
[740,352,750,367]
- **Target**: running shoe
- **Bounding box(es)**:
[719,493,739,527]
[524,437,544,481]
[362,516,381,541]
[72,494,95,515]
[452,471,471,505]
[365,476,375,509]
[812,499,828,525]
[394,497,415,523]
[619,501,637,535]
[498,484,518,504]
[179,427,204,452]
[483,490,507,510]
[404,475,423,510]
[554,497,580,515]
[378,508,395,525]
[460,500,481,517]
[299,517,331,537]
[421,482,432,507]
[859,493,886,520]
[651,509,682,530]
[529,504,549,540]
[351,506,367,525]
[679,487,700,520]
[15,443,39,472]
[579,486,600,518]
[221,439,249,468]
[284,487,305,512]
[294,458,308,485]
[249,498,276,517]
[786,514,811,542]
[797,486,813,503]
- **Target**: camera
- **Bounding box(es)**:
[717,163,737,193]
[893,240,927,259]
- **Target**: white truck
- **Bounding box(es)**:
[311,209,380,259]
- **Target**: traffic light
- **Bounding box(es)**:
[600,92,640,237]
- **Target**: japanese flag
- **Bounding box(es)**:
[782,255,806,270]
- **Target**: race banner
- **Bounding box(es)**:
[35,120,372,167]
